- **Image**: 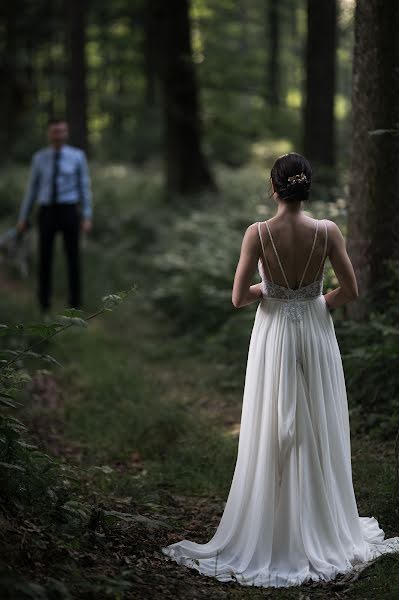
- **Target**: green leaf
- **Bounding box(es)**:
[5,416,28,428]
[0,461,25,472]
[22,350,42,358]
[5,418,28,432]
[70,317,88,328]
[42,354,63,367]
[26,323,61,335]
[102,294,123,309]
[62,501,90,519]
[16,440,39,450]
[56,316,88,328]
[91,465,114,474]
[0,396,18,408]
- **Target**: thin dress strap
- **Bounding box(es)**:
[298,219,319,289]
[264,220,291,290]
[257,222,274,283]
[313,219,328,282]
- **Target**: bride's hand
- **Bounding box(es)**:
[323,295,333,311]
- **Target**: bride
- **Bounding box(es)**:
[161,152,399,587]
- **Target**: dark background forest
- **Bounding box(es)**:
[0,0,399,598]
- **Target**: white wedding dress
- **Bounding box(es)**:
[161,219,399,588]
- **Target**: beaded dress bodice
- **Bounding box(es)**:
[257,219,328,322]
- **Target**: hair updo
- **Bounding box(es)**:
[270,152,312,203]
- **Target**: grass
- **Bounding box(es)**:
[0,159,398,598]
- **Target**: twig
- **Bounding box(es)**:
[0,285,137,371]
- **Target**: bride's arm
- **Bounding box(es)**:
[232,224,263,308]
[324,221,359,310]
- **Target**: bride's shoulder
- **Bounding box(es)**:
[321,219,343,236]
[320,220,345,254]
[245,221,263,234]
[240,221,263,246]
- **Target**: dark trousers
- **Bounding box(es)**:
[37,203,81,311]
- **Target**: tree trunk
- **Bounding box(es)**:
[266,0,280,107]
[143,1,157,107]
[149,0,217,198]
[65,0,88,153]
[303,0,337,173]
[346,0,399,319]
[0,4,18,161]
[0,1,31,161]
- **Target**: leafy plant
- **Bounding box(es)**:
[0,287,136,597]
[337,261,399,439]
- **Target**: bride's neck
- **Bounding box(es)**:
[275,199,302,217]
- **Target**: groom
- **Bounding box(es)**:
[16,118,92,315]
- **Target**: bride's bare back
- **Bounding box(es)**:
[232,214,358,310]
[258,216,327,290]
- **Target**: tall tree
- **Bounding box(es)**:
[303,0,337,173]
[0,1,34,161]
[0,2,19,160]
[142,0,157,108]
[266,0,281,107]
[347,0,399,319]
[65,0,88,152]
[149,0,217,198]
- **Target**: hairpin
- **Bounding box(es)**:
[287,172,308,185]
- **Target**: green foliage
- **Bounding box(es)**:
[0,290,135,498]
[341,317,399,437]
[0,165,28,219]
[149,165,345,343]
[338,260,399,438]
[151,165,269,336]
[0,288,138,598]
[5,0,355,165]
[1,155,398,595]
[153,209,243,334]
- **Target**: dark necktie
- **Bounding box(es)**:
[51,149,60,204]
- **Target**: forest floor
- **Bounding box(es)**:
[1,253,398,600]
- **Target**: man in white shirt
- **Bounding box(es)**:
[17,118,93,314]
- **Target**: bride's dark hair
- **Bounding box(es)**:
[270,152,312,203]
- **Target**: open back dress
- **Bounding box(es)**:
[161,218,399,588]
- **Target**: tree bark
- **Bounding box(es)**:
[0,1,32,161]
[148,0,217,198]
[303,0,337,173]
[266,0,280,107]
[0,4,18,160]
[65,0,88,153]
[143,1,157,107]
[346,0,399,319]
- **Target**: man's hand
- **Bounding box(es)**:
[81,218,92,234]
[16,220,28,235]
